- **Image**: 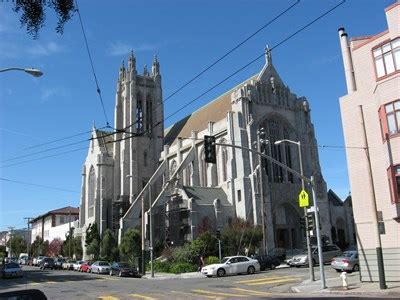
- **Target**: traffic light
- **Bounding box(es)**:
[216,229,221,240]
[306,212,315,231]
[204,135,216,164]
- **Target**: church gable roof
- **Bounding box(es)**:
[164,75,257,145]
[182,186,230,206]
[327,189,344,206]
[93,129,114,153]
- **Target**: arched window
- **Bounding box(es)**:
[200,149,207,187]
[136,96,143,132]
[221,147,228,182]
[283,129,294,183]
[146,96,153,131]
[185,162,193,186]
[268,120,284,183]
[88,166,95,218]
[170,160,177,176]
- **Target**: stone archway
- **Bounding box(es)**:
[273,203,303,250]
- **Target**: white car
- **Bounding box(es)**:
[90,261,111,274]
[201,256,260,277]
[73,260,84,271]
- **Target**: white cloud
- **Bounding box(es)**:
[107,41,157,56]
[40,87,66,102]
[28,41,64,57]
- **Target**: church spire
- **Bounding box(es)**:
[119,60,126,81]
[128,50,136,71]
[143,64,149,76]
[152,55,160,76]
[265,45,272,66]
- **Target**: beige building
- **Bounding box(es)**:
[338,2,400,282]
[30,206,79,243]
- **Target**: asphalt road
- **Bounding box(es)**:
[0,265,343,299]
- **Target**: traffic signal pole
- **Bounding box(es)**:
[212,140,326,289]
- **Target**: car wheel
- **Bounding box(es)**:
[270,264,276,270]
[247,266,255,274]
[217,268,225,277]
[118,271,122,277]
[353,264,360,272]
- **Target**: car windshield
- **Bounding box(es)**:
[99,262,109,266]
[220,258,230,263]
[341,251,355,257]
[118,263,129,268]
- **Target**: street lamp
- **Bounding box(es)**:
[0,67,43,77]
[274,139,315,282]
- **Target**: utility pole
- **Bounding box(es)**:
[149,185,154,278]
[141,196,146,275]
[257,128,267,255]
[24,218,33,257]
[68,210,72,258]
[8,226,15,258]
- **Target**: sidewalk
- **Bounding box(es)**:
[292,272,400,298]
[142,271,203,280]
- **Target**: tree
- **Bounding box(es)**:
[119,229,141,265]
[100,229,119,262]
[31,236,49,257]
[47,238,62,257]
[13,0,76,39]
[73,236,83,259]
[0,245,7,258]
[7,235,27,257]
[85,223,101,259]
[221,218,263,256]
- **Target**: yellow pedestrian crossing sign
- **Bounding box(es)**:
[299,190,309,207]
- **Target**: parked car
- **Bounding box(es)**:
[252,254,281,271]
[201,256,260,277]
[62,259,76,270]
[109,262,140,277]
[35,256,46,267]
[54,258,66,270]
[39,257,55,270]
[19,256,30,265]
[2,262,23,278]
[91,261,111,274]
[80,260,94,273]
[290,244,342,267]
[73,260,85,271]
[331,250,359,273]
[284,249,303,266]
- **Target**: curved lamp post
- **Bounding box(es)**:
[0,68,43,77]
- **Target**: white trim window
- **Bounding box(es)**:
[373,38,400,78]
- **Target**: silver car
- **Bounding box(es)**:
[290,244,342,267]
[201,256,260,277]
[91,261,111,274]
[331,250,359,273]
[1,262,23,278]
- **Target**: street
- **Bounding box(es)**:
[0,265,352,299]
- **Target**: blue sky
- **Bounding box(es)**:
[0,0,394,231]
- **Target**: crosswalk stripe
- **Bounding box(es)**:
[192,289,248,298]
[230,288,271,296]
[246,278,299,286]
[45,281,57,284]
[236,276,292,284]
[97,296,120,300]
[170,291,220,299]
[128,294,158,300]
[28,282,41,285]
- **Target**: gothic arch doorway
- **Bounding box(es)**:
[273,203,303,250]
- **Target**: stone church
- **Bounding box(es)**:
[77,49,336,258]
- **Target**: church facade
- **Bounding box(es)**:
[78,50,334,258]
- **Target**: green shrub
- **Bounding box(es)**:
[204,256,220,265]
[169,262,197,274]
[146,260,171,273]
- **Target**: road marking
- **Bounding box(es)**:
[230,288,271,296]
[98,297,120,300]
[28,282,41,285]
[235,276,292,284]
[171,291,220,299]
[45,280,58,284]
[192,289,248,298]
[128,294,158,300]
[245,278,299,286]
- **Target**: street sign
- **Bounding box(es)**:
[299,189,309,207]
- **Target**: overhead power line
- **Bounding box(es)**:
[0,177,80,193]
[75,0,110,126]
[111,0,347,145]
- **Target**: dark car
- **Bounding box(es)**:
[54,258,66,270]
[1,262,23,278]
[109,262,140,277]
[252,254,281,271]
[39,257,55,270]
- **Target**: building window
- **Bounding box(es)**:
[379,100,400,137]
[373,38,400,78]
[88,166,95,218]
[200,149,207,187]
[237,190,242,202]
[388,165,400,204]
[59,216,65,224]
